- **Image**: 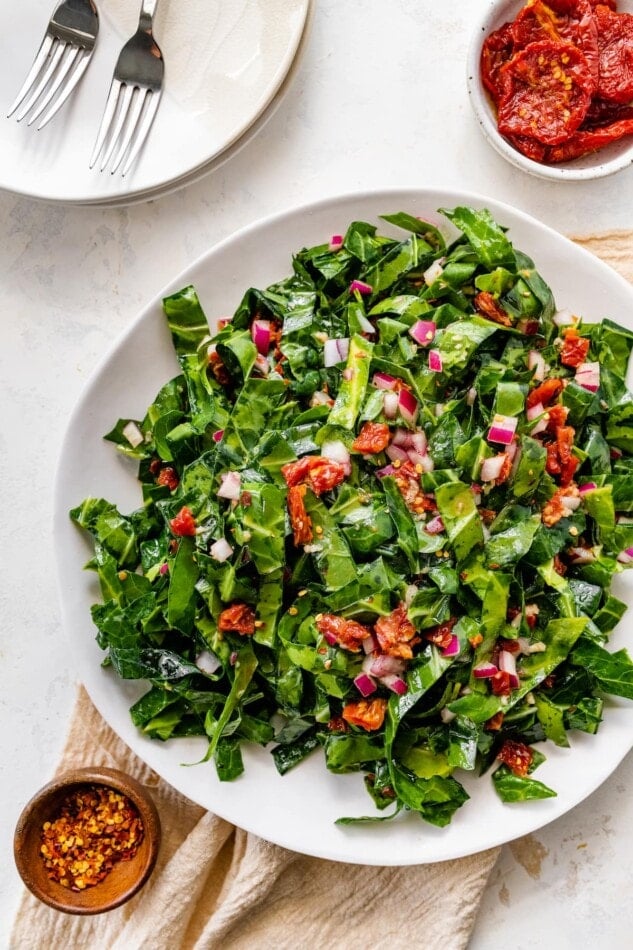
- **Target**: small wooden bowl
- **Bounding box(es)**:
[13,766,161,915]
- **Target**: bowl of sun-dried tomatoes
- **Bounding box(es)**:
[468,0,633,179]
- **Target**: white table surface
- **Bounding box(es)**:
[2,2,633,946]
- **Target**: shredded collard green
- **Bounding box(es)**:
[72,207,633,826]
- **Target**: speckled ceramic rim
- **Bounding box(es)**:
[467,0,633,181]
[13,766,161,915]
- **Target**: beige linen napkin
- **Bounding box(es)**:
[11,233,632,950]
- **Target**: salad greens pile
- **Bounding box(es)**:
[71,206,633,828]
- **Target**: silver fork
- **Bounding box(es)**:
[8,0,99,130]
[89,0,164,176]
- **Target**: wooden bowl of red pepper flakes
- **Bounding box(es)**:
[13,767,161,914]
[467,0,633,180]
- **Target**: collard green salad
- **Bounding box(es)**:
[72,207,633,828]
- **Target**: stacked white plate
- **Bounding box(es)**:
[2,0,312,206]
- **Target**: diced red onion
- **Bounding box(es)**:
[354,673,378,697]
[376,464,396,478]
[578,482,597,494]
[618,549,633,564]
[356,313,377,335]
[310,390,333,408]
[409,320,437,347]
[324,337,349,367]
[404,584,418,606]
[381,674,408,696]
[510,612,522,629]
[251,319,271,355]
[526,403,544,422]
[466,387,477,406]
[212,429,224,443]
[210,537,234,562]
[441,634,460,658]
[575,361,600,392]
[517,637,531,654]
[561,494,581,512]
[373,372,398,391]
[499,650,518,688]
[217,470,241,500]
[473,662,498,679]
[329,234,344,252]
[416,453,435,473]
[362,633,379,655]
[425,515,445,535]
[229,651,238,666]
[321,439,351,475]
[408,451,427,467]
[527,641,546,654]
[488,414,518,446]
[321,628,339,646]
[398,388,419,424]
[527,349,546,382]
[254,353,269,376]
[159,562,169,576]
[383,391,399,419]
[423,259,445,286]
[386,443,409,463]
[369,654,406,678]
[392,428,412,448]
[553,308,576,327]
[122,420,144,448]
[350,279,373,295]
[440,707,456,724]
[569,546,596,565]
[428,349,443,373]
[196,650,222,675]
[411,431,427,454]
[342,368,354,381]
[480,454,506,482]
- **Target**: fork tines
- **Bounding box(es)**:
[89,79,162,176]
[8,36,93,129]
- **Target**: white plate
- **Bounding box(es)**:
[60,0,314,208]
[1,0,309,204]
[54,188,633,865]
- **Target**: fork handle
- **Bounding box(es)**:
[139,0,159,32]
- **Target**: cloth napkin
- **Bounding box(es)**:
[11,233,632,950]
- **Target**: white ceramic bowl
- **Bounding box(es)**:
[467,0,633,181]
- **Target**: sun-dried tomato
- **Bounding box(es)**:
[545,117,633,160]
[352,421,391,454]
[393,461,436,514]
[545,403,569,432]
[595,6,633,104]
[496,453,514,485]
[218,603,256,636]
[497,40,593,145]
[560,326,590,367]
[342,698,388,732]
[498,739,533,777]
[526,377,563,409]
[208,349,230,385]
[582,97,633,129]
[557,425,579,484]
[511,0,599,87]
[546,440,562,476]
[481,22,516,103]
[424,618,457,651]
[474,291,513,327]
[491,670,513,696]
[375,603,420,659]
[169,505,196,537]
[315,613,372,652]
[553,553,568,575]
[287,484,313,546]
[507,133,549,162]
[326,716,349,733]
[485,711,505,731]
[156,466,180,491]
[281,456,347,495]
[498,637,522,654]
[542,483,579,525]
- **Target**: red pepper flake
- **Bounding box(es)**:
[39,784,144,891]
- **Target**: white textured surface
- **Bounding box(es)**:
[1,0,633,945]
